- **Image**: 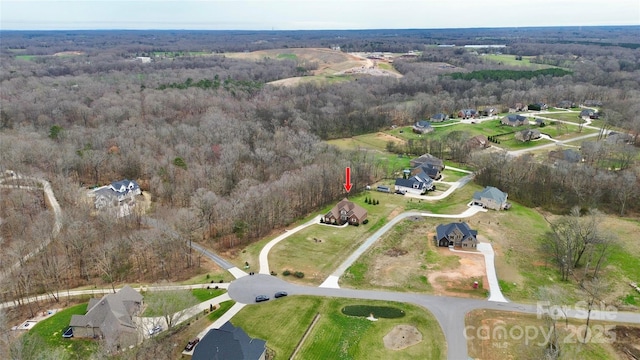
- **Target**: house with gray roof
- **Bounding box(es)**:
[192,322,266,360]
[430,113,449,123]
[412,120,434,134]
[515,129,541,142]
[395,172,435,195]
[324,198,367,225]
[69,285,142,350]
[472,186,510,210]
[409,153,445,171]
[435,222,478,248]
[93,179,141,210]
[458,109,478,119]
[501,114,528,127]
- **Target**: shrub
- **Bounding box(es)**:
[363,219,369,224]
[283,269,291,276]
[294,271,305,278]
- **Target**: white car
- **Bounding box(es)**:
[149,326,162,336]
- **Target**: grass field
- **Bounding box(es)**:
[232,296,446,360]
[267,193,410,285]
[25,303,98,359]
[480,54,554,69]
[466,309,627,360]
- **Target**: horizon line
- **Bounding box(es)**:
[1,24,639,32]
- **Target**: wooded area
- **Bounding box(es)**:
[0,27,638,309]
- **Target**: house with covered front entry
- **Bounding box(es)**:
[435,222,478,248]
[324,198,368,225]
[395,172,435,195]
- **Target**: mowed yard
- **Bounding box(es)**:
[232,296,446,360]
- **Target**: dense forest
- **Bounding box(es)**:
[1,27,639,309]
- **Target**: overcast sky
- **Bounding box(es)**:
[2,0,639,30]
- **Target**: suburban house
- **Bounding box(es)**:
[580,109,599,119]
[548,149,582,164]
[69,286,142,350]
[435,222,478,248]
[412,120,434,134]
[395,172,435,195]
[508,103,528,113]
[410,153,445,171]
[93,179,141,210]
[192,322,266,360]
[535,118,546,127]
[430,113,449,123]
[472,186,510,210]
[480,107,498,117]
[411,163,443,180]
[458,109,478,119]
[324,198,368,225]
[466,135,490,150]
[515,129,542,142]
[556,100,575,109]
[501,114,529,127]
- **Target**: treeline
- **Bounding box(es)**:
[472,150,639,215]
[447,68,572,82]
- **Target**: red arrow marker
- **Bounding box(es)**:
[343,167,353,193]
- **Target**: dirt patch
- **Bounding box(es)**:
[385,247,407,257]
[613,326,640,359]
[427,248,488,298]
[386,206,403,221]
[383,324,423,350]
[53,51,84,56]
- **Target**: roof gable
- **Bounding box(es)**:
[473,186,507,203]
[193,322,266,360]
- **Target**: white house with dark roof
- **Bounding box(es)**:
[69,285,142,350]
[395,172,435,195]
[92,179,141,210]
[472,186,510,210]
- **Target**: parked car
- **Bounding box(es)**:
[255,295,270,303]
[62,327,73,338]
[274,291,288,298]
[149,325,162,336]
[184,337,200,351]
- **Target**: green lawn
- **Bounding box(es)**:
[481,54,554,69]
[25,303,98,359]
[207,300,236,321]
[192,288,227,302]
[277,53,298,60]
[232,296,445,360]
[15,54,37,61]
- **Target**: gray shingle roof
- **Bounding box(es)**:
[192,322,266,360]
[473,186,507,204]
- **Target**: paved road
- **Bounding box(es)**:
[228,274,640,360]
[142,217,246,278]
[320,206,488,289]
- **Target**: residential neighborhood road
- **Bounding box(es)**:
[228,274,640,360]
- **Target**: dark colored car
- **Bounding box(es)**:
[274,291,288,298]
[184,337,200,351]
[255,295,270,303]
[62,327,73,338]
